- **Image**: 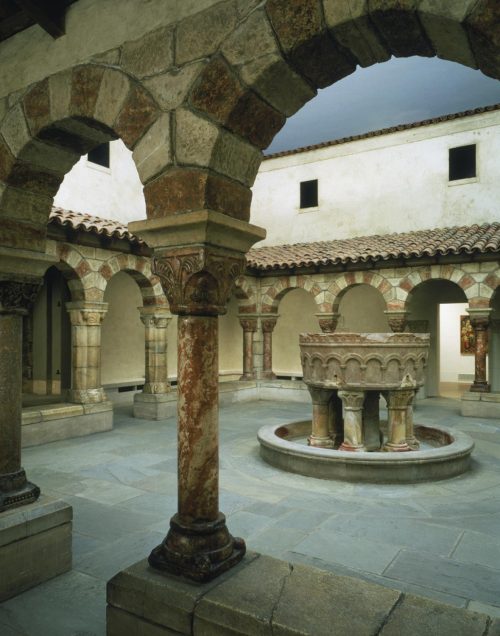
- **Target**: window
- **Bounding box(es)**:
[300,179,318,208]
[449,144,476,181]
[88,142,110,168]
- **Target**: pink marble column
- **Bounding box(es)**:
[0,280,41,512]
[239,316,257,380]
[139,306,171,394]
[468,309,491,393]
[261,316,278,380]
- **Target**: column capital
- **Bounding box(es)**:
[261,315,279,333]
[315,312,340,333]
[238,315,258,332]
[0,278,42,315]
[66,301,108,326]
[466,307,492,328]
[139,305,172,328]
[338,390,365,410]
[384,310,409,333]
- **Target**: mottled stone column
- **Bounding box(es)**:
[131,211,265,582]
[338,390,366,451]
[384,310,409,333]
[328,392,344,448]
[384,389,414,452]
[316,312,339,333]
[405,389,420,450]
[261,316,278,380]
[0,280,41,512]
[239,316,257,380]
[363,391,381,451]
[467,308,492,393]
[22,313,34,391]
[66,301,108,404]
[308,387,334,448]
[139,306,171,394]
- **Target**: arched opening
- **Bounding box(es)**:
[336,284,389,332]
[273,288,318,378]
[407,279,468,398]
[219,294,243,381]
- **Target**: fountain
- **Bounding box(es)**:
[258,333,474,482]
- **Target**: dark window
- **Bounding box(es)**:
[449,144,476,181]
[300,179,318,208]
[88,142,110,168]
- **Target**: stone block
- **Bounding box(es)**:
[114,84,160,150]
[466,0,500,79]
[379,594,488,636]
[0,496,72,601]
[23,78,51,136]
[107,606,180,636]
[49,69,72,121]
[70,65,105,119]
[175,108,218,168]
[176,2,237,66]
[91,47,121,65]
[461,393,500,419]
[1,103,31,157]
[212,130,262,187]
[134,392,177,421]
[94,68,131,129]
[121,27,174,79]
[222,9,278,68]
[133,113,171,184]
[144,62,204,111]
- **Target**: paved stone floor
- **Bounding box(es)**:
[1,397,500,635]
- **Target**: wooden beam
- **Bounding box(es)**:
[14,0,65,38]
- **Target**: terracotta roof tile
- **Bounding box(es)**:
[264,104,500,160]
[246,223,500,271]
[49,207,142,244]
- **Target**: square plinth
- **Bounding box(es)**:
[0,495,72,601]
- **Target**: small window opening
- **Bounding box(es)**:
[300,179,318,208]
[449,144,476,181]
[88,142,110,168]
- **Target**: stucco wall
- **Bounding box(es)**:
[101,271,145,384]
[54,140,146,223]
[337,285,389,332]
[274,289,318,376]
[252,111,500,246]
[219,295,243,377]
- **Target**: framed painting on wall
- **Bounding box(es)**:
[460,315,475,355]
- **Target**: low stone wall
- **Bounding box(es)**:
[461,392,500,419]
[22,401,113,447]
[107,553,498,636]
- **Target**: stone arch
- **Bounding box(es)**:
[0,63,162,252]
[55,242,94,302]
[328,271,391,313]
[261,275,324,314]
[234,275,257,314]
[99,254,167,307]
[162,0,500,222]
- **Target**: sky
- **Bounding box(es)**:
[266,56,500,155]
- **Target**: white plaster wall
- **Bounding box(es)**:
[219,295,243,376]
[251,111,500,246]
[101,271,145,384]
[273,289,318,375]
[337,285,389,332]
[167,315,177,381]
[439,303,475,383]
[0,0,219,98]
[54,140,146,223]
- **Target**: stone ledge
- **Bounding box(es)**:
[107,553,495,636]
[461,392,500,419]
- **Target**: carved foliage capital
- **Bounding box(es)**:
[152,247,245,316]
[338,390,365,410]
[239,317,258,332]
[0,279,41,314]
[316,313,339,333]
[261,316,278,333]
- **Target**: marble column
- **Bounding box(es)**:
[467,308,491,393]
[239,316,257,380]
[0,279,41,512]
[328,391,344,448]
[405,389,420,450]
[363,391,381,451]
[338,390,366,451]
[308,387,334,448]
[139,306,171,394]
[384,310,409,333]
[66,301,108,404]
[261,315,278,380]
[316,312,339,333]
[384,389,414,452]
[132,211,265,582]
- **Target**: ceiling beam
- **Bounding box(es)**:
[14,0,66,39]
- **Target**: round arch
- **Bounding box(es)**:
[261,275,324,314]
[99,254,167,307]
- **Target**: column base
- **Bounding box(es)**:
[148,513,246,583]
[68,387,107,404]
[239,373,256,381]
[308,435,334,449]
[0,468,40,512]
[142,382,170,394]
[406,436,420,451]
[339,442,366,452]
[470,382,491,393]
[133,391,176,421]
[261,372,277,380]
[383,441,412,452]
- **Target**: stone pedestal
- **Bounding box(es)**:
[0,496,72,601]
[467,308,491,393]
[239,316,257,380]
[66,301,108,404]
[261,315,278,380]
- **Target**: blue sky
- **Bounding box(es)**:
[266,57,500,154]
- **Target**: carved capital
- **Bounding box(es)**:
[261,316,278,333]
[0,279,42,314]
[384,310,409,333]
[316,312,339,333]
[152,246,245,316]
[338,390,365,410]
[386,388,415,410]
[467,308,492,331]
[239,317,258,332]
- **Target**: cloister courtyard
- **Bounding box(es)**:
[1,396,500,635]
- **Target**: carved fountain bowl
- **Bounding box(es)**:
[300,332,430,390]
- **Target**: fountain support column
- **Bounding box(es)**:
[261,316,278,380]
[239,316,257,380]
[467,308,491,393]
[130,211,265,582]
[308,387,334,448]
[338,390,366,451]
[328,392,344,448]
[363,391,381,451]
[405,389,420,450]
[384,389,415,452]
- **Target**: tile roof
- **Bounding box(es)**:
[264,103,500,161]
[49,207,142,244]
[246,223,500,271]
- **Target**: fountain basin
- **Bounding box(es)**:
[258,420,474,483]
